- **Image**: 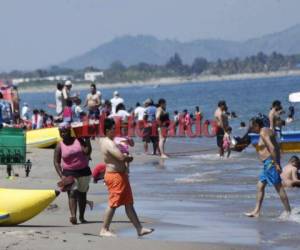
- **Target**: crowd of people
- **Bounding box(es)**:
[1,79,300,236]
[213,98,300,218]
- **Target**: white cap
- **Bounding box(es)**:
[65,80,72,86]
[113,91,119,96]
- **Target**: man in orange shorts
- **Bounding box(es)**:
[99,118,154,237]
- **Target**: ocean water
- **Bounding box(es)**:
[20,75,300,131]
[21,76,300,248]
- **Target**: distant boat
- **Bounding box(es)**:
[249,131,300,153]
[248,91,300,152]
[153,84,160,88]
[289,92,300,103]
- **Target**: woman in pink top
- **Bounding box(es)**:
[54,122,92,225]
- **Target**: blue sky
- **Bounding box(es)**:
[1,0,300,71]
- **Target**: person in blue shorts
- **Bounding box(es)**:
[245,118,291,218]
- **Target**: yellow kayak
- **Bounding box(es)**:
[0,210,9,224]
[26,127,61,148]
[0,188,59,226]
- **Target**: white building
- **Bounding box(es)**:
[12,75,72,85]
[84,71,104,82]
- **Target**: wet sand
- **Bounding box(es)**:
[0,139,260,250]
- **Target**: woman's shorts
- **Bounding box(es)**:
[72,175,91,192]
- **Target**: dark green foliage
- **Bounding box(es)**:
[2,51,300,87]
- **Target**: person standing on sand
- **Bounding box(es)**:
[156,98,169,159]
[113,103,130,121]
[110,91,124,115]
[142,113,156,154]
[21,103,30,121]
[54,122,92,225]
[62,100,73,123]
[0,92,13,126]
[62,80,72,107]
[245,118,291,218]
[84,83,101,119]
[55,82,64,116]
[143,99,159,155]
[99,118,154,237]
[73,98,85,122]
[100,100,112,117]
[31,109,43,129]
[62,80,78,109]
[214,100,229,157]
[134,102,145,121]
[144,98,157,122]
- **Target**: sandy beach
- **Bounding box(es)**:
[17,69,300,94]
[2,72,300,250]
[0,139,258,250]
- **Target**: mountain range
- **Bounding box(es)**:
[61,24,300,69]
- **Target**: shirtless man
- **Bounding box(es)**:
[269,100,283,131]
[85,84,101,119]
[281,156,300,188]
[245,118,291,218]
[214,100,229,157]
[99,118,154,237]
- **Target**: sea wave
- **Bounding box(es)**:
[174,171,221,184]
[279,207,300,223]
[189,154,223,161]
[189,153,244,161]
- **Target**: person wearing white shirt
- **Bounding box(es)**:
[62,80,78,108]
[21,103,30,121]
[110,103,130,121]
[73,99,84,122]
[134,102,145,121]
[116,109,130,121]
[31,109,43,129]
[110,91,124,115]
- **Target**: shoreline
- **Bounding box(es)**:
[0,140,257,250]
[18,69,300,94]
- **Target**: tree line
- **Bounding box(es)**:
[98,51,300,83]
[1,51,300,84]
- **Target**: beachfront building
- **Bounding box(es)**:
[84,71,104,82]
[12,75,72,85]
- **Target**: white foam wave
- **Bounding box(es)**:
[190,154,223,161]
[175,171,221,184]
[189,152,252,163]
[278,207,300,223]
